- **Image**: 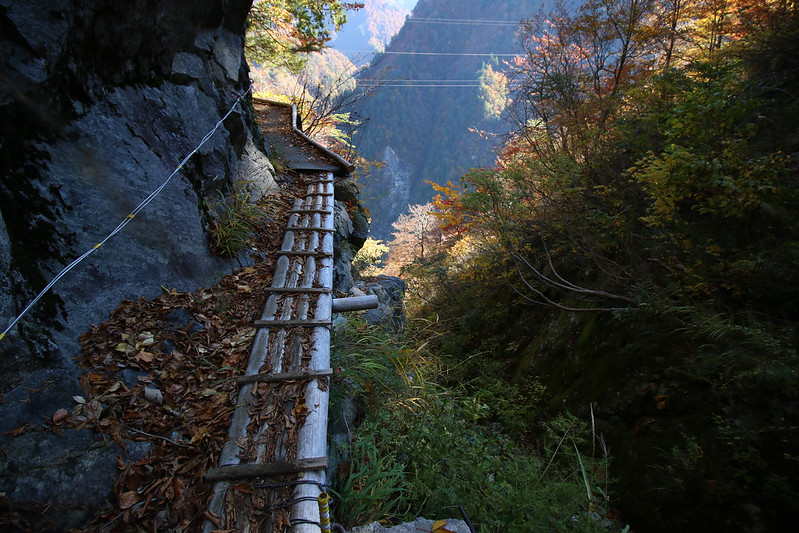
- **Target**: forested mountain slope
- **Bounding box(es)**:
[330,0,414,64]
[353,0,549,237]
[386,1,799,530]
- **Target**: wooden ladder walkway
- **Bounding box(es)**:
[204,171,336,532]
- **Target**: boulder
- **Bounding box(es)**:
[349,275,406,330]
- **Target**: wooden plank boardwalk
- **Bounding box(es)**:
[204,171,336,532]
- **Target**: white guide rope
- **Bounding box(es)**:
[0,88,252,342]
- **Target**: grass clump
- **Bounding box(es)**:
[329,319,617,531]
[208,182,274,258]
[329,435,409,527]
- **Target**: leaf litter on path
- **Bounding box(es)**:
[71,180,315,531]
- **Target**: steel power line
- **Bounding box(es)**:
[405,17,523,26]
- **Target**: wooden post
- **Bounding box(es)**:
[205,457,327,482]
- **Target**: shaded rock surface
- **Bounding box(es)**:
[349,275,406,329]
[333,180,370,292]
[0,0,276,527]
[0,0,273,388]
[0,426,150,527]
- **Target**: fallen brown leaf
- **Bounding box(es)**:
[134,350,155,363]
[118,490,140,510]
[52,408,69,424]
[204,510,223,527]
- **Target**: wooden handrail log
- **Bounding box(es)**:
[332,295,379,313]
[206,457,328,481]
[255,319,332,327]
[264,287,331,294]
[288,209,332,214]
[236,369,333,385]
[278,250,333,257]
[285,226,336,232]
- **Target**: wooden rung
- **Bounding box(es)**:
[236,368,333,385]
[255,319,332,327]
[288,209,332,214]
[265,287,331,294]
[205,457,328,482]
[305,193,334,197]
[285,226,335,232]
[279,250,333,257]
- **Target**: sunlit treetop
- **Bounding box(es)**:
[246,1,363,71]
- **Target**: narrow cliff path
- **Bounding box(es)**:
[203,169,336,532]
[54,102,360,532]
[254,98,354,175]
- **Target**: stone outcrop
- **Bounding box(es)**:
[349,275,406,329]
[0,0,278,526]
[0,0,274,386]
[333,176,370,292]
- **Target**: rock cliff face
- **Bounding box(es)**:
[333,176,370,291]
[0,0,270,387]
[0,0,281,526]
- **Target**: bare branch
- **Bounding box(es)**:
[508,261,627,313]
[539,237,636,303]
[504,235,636,312]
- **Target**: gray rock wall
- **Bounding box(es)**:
[333,176,369,292]
[0,0,273,388]
[0,0,279,526]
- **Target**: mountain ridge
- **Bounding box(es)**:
[352,0,551,238]
[331,0,414,65]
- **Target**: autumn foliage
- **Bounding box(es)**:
[247,1,363,70]
[397,0,799,530]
